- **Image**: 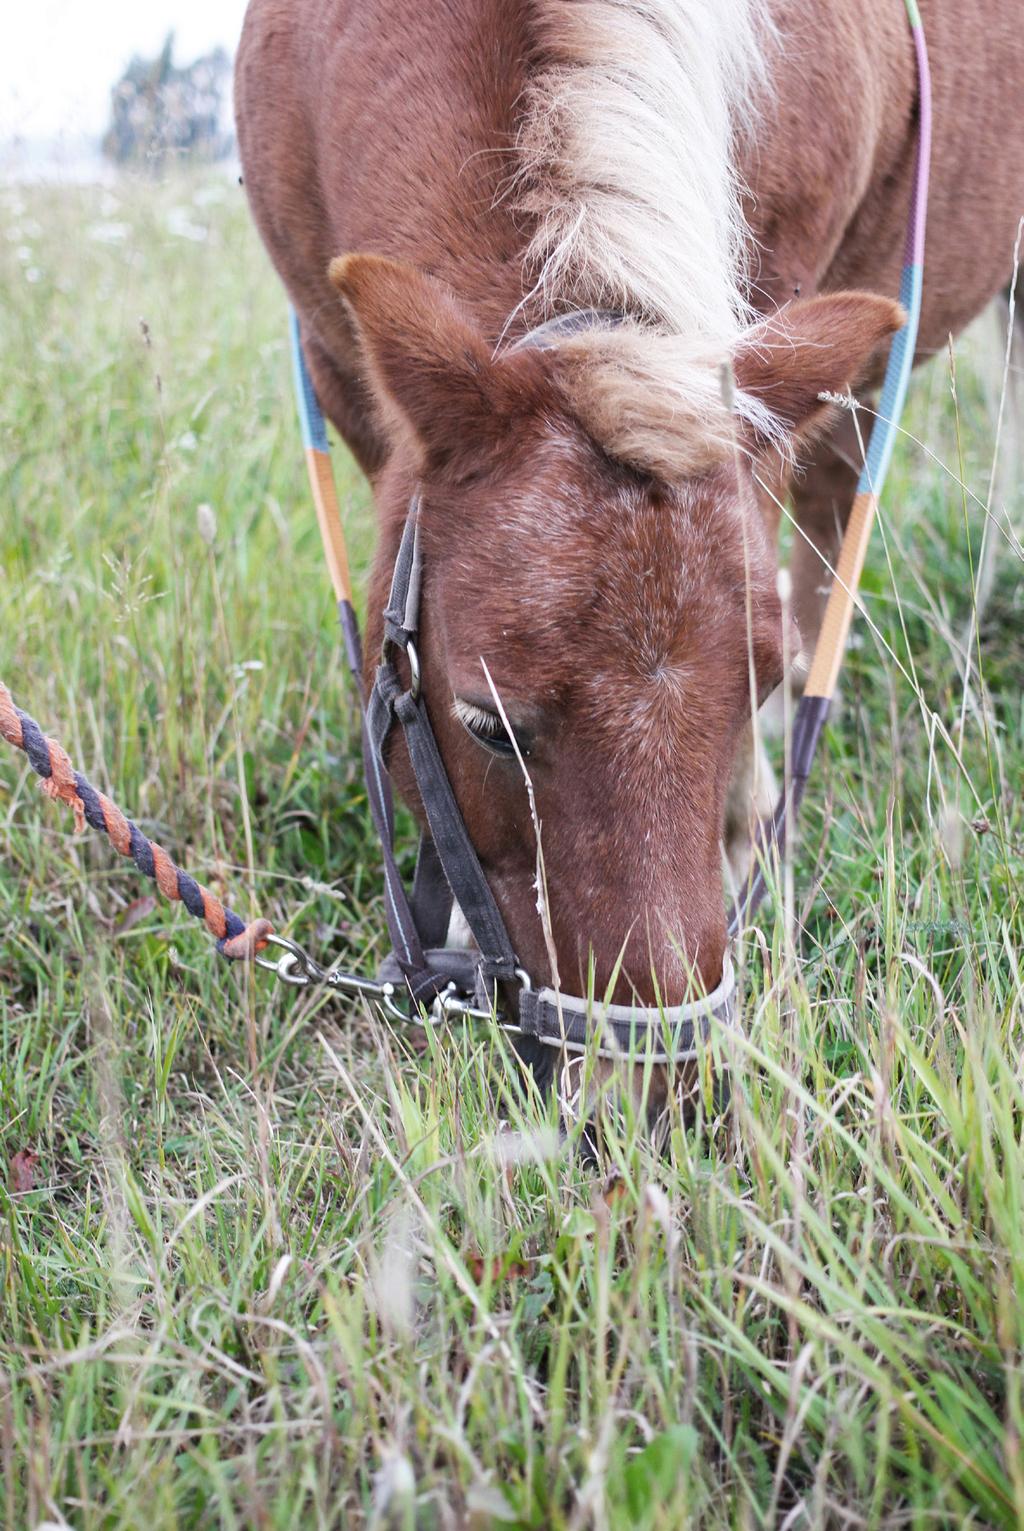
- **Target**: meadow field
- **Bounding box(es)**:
[1,175,1023,1529]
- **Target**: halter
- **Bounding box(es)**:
[292,306,736,1062]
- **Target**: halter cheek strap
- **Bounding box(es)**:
[367,505,519,992]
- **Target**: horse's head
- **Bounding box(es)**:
[331,254,901,1013]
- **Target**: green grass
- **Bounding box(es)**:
[1,174,1022,1529]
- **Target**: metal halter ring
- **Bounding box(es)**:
[381,636,420,701]
[421,966,533,1027]
[405,640,421,701]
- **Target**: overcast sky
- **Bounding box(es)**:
[4,1,249,142]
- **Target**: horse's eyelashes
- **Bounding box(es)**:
[453,699,503,735]
[452,698,524,758]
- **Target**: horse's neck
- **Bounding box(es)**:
[735,0,915,314]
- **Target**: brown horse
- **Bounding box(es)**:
[235,0,1024,1054]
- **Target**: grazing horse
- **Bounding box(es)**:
[235,0,1024,1066]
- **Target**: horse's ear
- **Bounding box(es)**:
[733,291,905,450]
[330,253,538,472]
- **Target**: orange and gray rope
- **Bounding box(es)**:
[0,680,272,960]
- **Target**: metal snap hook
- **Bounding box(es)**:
[254,933,325,986]
[430,985,492,1025]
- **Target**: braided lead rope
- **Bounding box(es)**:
[0,680,272,960]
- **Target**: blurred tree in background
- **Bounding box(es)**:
[103,34,232,172]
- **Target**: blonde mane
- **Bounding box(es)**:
[514,0,777,472]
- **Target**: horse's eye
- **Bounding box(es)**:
[452,698,524,758]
